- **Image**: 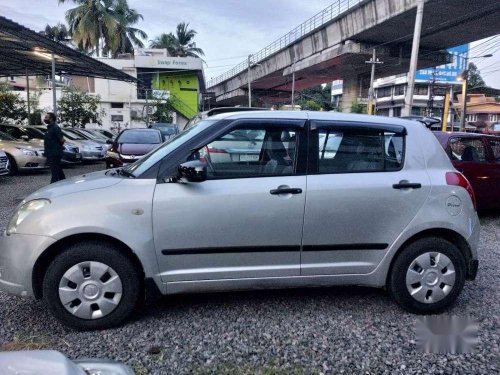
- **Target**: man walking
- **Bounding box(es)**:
[43,112,66,183]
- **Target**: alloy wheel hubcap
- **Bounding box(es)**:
[58,261,123,320]
[406,252,456,304]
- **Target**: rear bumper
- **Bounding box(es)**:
[466,214,481,280]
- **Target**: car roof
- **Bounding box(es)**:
[433,131,500,140]
[208,110,425,128]
[122,128,161,132]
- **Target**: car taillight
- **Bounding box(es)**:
[446,172,476,211]
[207,147,227,153]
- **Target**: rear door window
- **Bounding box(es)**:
[316,127,405,173]
[486,138,500,162]
[449,138,486,162]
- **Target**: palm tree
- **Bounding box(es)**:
[39,23,71,43]
[59,0,117,57]
[149,22,204,58]
[149,32,177,54]
[107,0,147,57]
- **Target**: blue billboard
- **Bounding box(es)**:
[415,44,469,83]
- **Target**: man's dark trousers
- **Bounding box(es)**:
[47,156,65,183]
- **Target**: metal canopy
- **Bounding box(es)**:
[0,15,135,82]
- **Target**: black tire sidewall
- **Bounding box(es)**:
[42,241,141,330]
[390,237,466,314]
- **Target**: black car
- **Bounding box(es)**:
[150,123,180,141]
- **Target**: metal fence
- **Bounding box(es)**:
[206,0,364,88]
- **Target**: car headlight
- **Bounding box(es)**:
[16,148,37,156]
[6,199,50,235]
[106,151,119,159]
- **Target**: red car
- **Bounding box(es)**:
[434,132,500,210]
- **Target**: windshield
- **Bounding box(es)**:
[81,129,108,140]
[123,119,216,177]
[156,126,177,135]
[24,127,45,139]
[61,129,84,140]
[0,130,17,141]
[116,130,162,144]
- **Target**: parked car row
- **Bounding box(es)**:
[0,124,118,175]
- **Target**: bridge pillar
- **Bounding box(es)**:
[340,76,361,113]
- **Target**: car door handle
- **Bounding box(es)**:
[392,181,422,189]
[270,187,303,195]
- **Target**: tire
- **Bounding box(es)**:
[42,241,142,330]
[6,154,18,175]
[388,237,466,314]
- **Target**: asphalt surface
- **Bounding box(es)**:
[0,163,498,374]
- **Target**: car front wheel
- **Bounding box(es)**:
[42,241,142,330]
[389,237,466,314]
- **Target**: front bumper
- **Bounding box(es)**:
[62,151,83,164]
[17,155,48,170]
[0,232,56,297]
[82,150,105,160]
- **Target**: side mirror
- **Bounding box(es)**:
[21,135,30,141]
[106,139,114,144]
[178,160,207,183]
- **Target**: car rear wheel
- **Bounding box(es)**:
[389,237,466,314]
[42,241,142,330]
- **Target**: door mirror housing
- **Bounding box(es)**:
[178,160,207,182]
[106,139,114,145]
[21,135,30,141]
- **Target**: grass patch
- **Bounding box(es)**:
[1,334,69,351]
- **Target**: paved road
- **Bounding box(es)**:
[0,164,498,374]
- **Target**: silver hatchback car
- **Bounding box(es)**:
[0,111,480,330]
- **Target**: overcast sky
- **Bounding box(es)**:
[1,0,499,87]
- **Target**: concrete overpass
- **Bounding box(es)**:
[206,0,500,111]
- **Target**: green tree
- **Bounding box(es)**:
[149,22,204,57]
[106,0,147,57]
[297,83,333,111]
[149,97,173,123]
[0,84,27,124]
[297,99,321,111]
[28,91,43,125]
[57,88,103,127]
[350,100,367,114]
[39,23,71,43]
[467,62,486,89]
[60,0,117,57]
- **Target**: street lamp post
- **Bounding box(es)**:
[459,54,492,132]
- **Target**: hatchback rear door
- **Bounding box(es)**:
[301,121,431,276]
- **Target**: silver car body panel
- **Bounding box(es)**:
[0,350,134,375]
[0,111,480,299]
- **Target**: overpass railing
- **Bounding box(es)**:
[207,0,364,88]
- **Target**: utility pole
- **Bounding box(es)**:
[402,0,425,116]
[25,69,31,125]
[247,55,252,107]
[427,68,436,117]
[366,49,383,115]
[441,88,451,132]
[145,89,150,126]
[51,52,57,117]
[459,73,468,132]
[291,57,296,110]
